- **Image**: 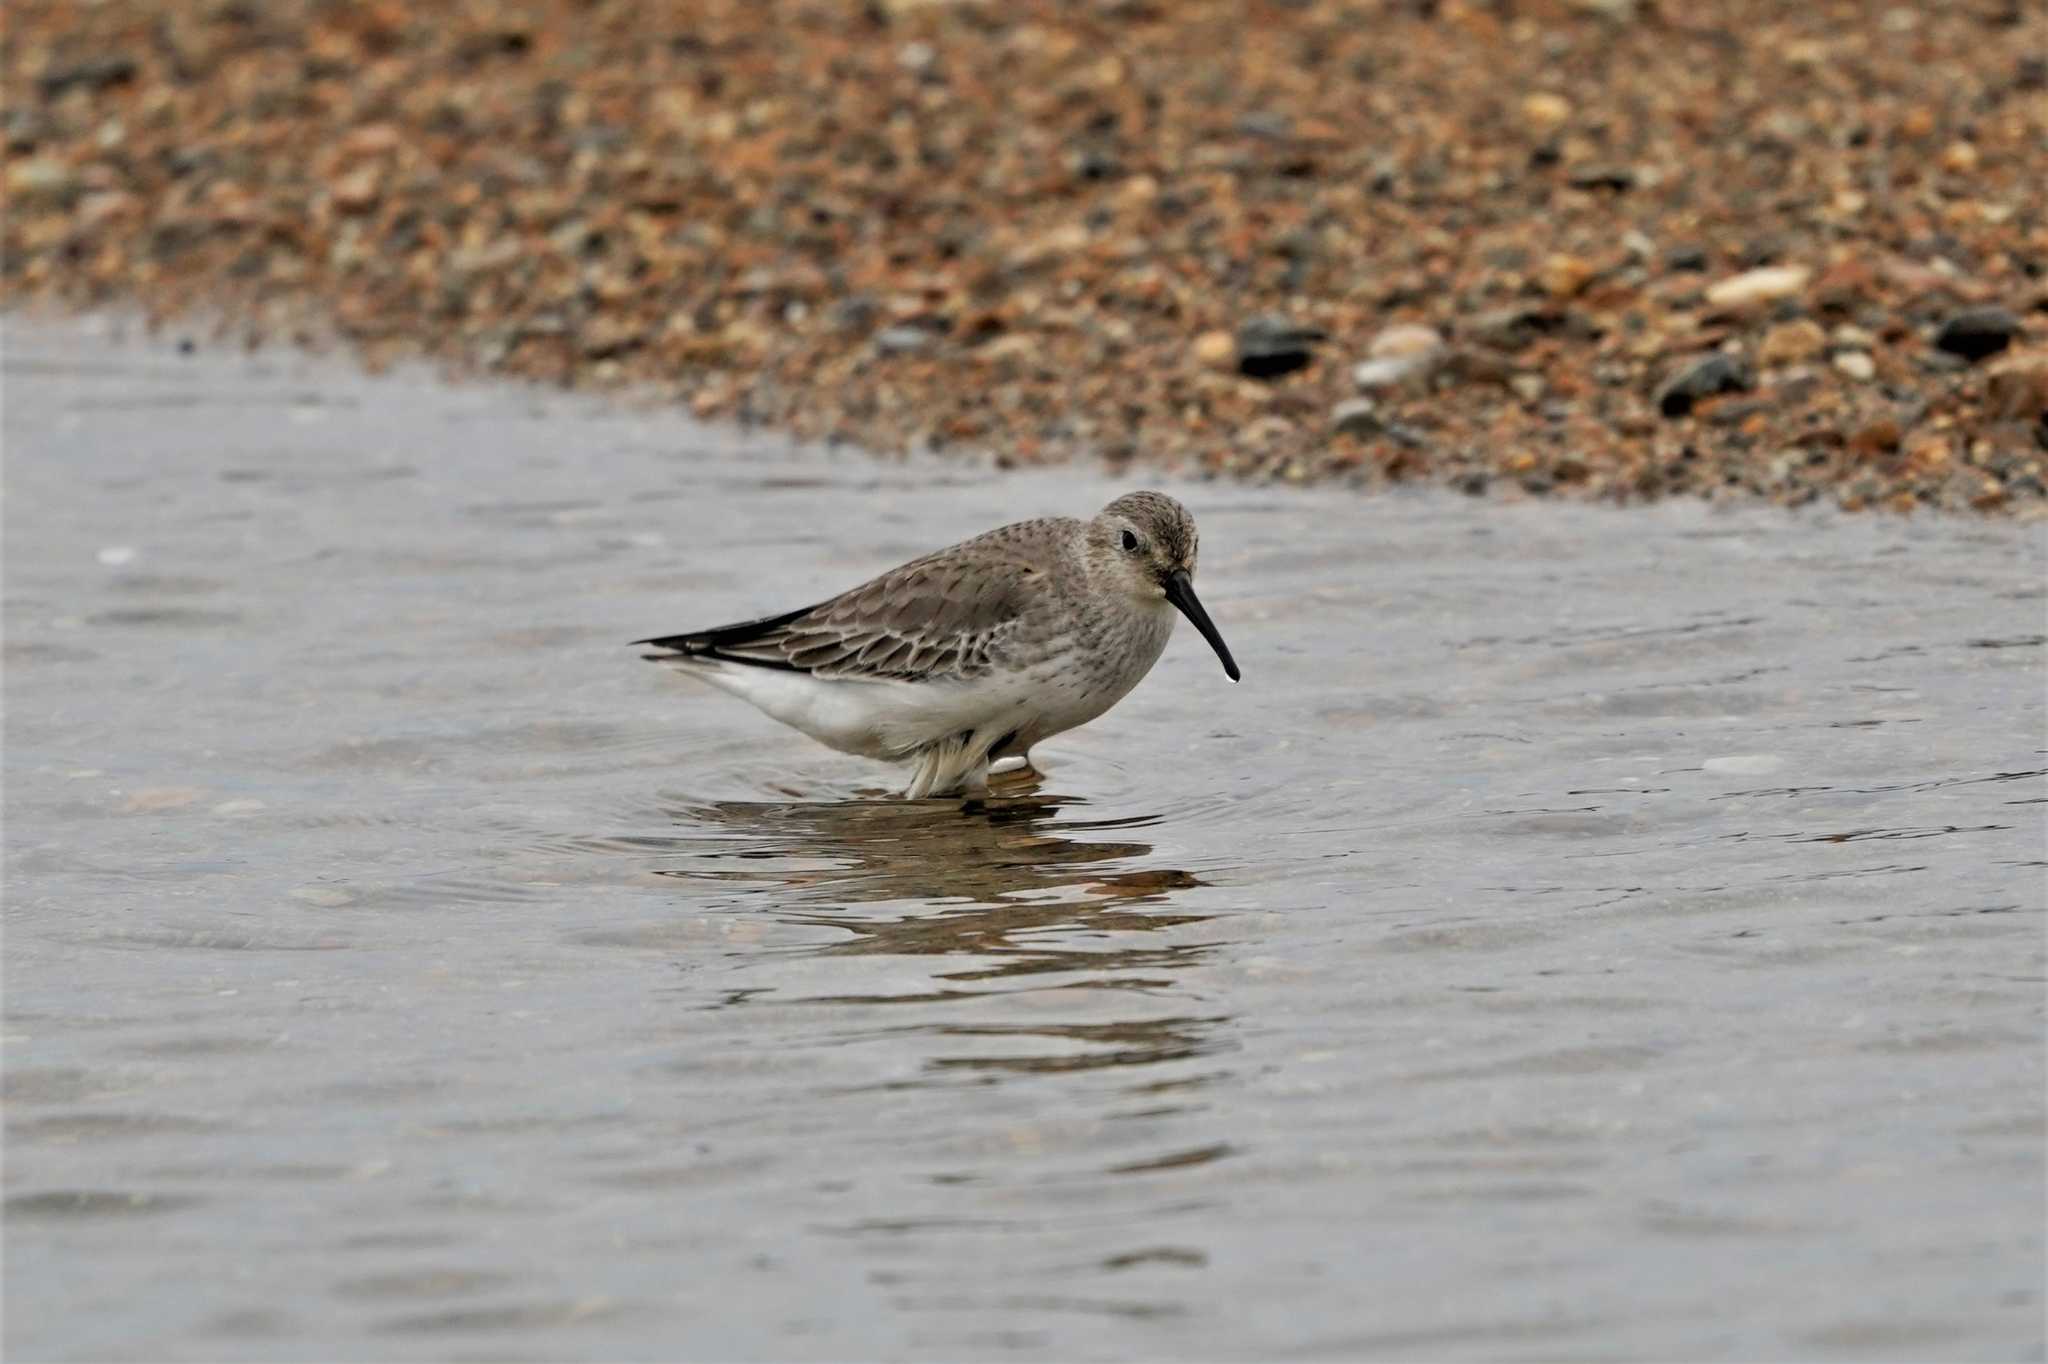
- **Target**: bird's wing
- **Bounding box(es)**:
[636,534,1052,681]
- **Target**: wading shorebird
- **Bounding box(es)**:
[635,491,1240,797]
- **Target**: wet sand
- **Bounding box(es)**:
[4,316,2045,1360]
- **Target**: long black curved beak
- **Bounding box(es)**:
[1163,570,1241,682]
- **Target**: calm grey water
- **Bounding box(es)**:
[5,316,2045,1362]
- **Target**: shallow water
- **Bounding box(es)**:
[4,316,2045,1361]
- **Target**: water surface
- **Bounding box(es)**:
[5,317,2044,1360]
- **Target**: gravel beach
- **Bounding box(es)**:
[5,0,2046,511]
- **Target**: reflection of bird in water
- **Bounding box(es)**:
[649,773,1215,985]
[645,778,1234,1077]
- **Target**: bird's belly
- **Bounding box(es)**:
[1007,613,1175,749]
[690,665,913,757]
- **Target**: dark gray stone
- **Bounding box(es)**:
[1657,353,1750,417]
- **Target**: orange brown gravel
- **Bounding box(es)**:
[4,0,2046,513]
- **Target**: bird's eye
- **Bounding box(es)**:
[1120,529,1141,553]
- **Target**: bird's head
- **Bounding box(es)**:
[1085,491,1239,681]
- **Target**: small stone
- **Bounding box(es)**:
[1665,243,1710,272]
[1329,398,1382,437]
[1521,92,1572,131]
[1985,361,2048,423]
[1235,315,1325,379]
[5,155,80,207]
[1566,164,1637,192]
[36,54,137,99]
[874,325,934,354]
[340,123,403,157]
[1350,324,1444,390]
[96,545,137,567]
[1191,329,1235,368]
[1933,307,2022,363]
[1903,432,1953,473]
[1369,323,1444,361]
[1848,418,1902,456]
[1508,373,1546,403]
[1656,353,1750,417]
[1465,305,1557,351]
[330,166,381,213]
[1235,110,1294,141]
[1704,264,1811,309]
[1538,253,1596,300]
[1350,358,1414,390]
[579,316,643,359]
[1757,319,1826,366]
[1833,350,1876,382]
[1939,140,1979,174]
[77,190,137,229]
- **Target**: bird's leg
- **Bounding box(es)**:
[961,760,991,799]
[902,732,983,800]
[902,745,944,799]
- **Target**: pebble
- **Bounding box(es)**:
[1656,354,1750,417]
[1566,164,1638,192]
[1465,305,1556,352]
[874,325,935,355]
[3,2,2039,516]
[1985,361,2048,422]
[1370,323,1445,360]
[1903,431,1954,472]
[1350,324,1444,391]
[1705,264,1811,309]
[5,156,80,206]
[1538,253,1597,300]
[329,167,381,213]
[1848,418,1902,456]
[1521,92,1573,131]
[1236,316,1325,379]
[1933,307,2022,363]
[1329,398,1382,437]
[1191,330,1235,368]
[1757,319,1827,366]
[1665,243,1711,272]
[1348,359,1411,391]
[36,54,137,98]
[1833,351,1877,382]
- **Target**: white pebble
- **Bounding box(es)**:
[1705,264,1810,309]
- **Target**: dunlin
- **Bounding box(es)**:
[636,491,1239,797]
